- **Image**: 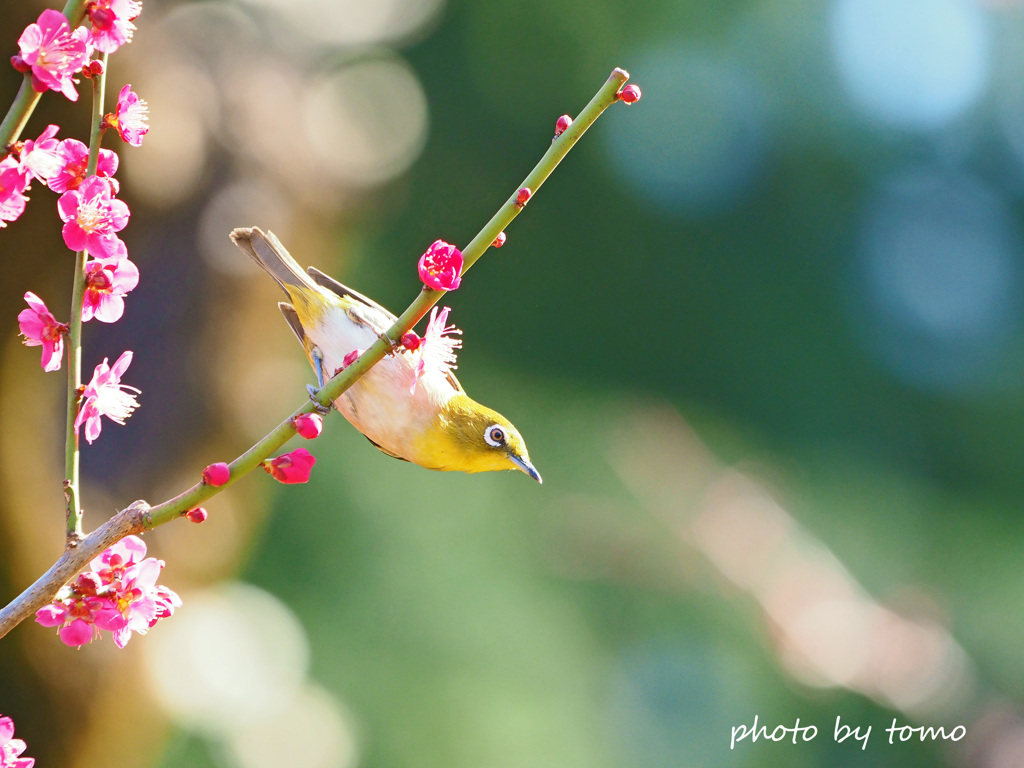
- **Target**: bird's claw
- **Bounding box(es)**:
[378,330,400,356]
[306,384,332,416]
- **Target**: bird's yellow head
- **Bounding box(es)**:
[417,394,541,482]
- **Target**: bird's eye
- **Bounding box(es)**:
[484,424,505,447]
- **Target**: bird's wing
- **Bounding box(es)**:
[307,267,398,332]
[278,302,306,345]
[308,266,465,394]
[365,435,411,461]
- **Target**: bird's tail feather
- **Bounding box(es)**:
[229,227,319,296]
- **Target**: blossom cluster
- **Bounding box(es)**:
[8,8,152,447]
[35,536,180,648]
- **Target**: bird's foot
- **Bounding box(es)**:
[306,384,332,416]
[377,330,400,356]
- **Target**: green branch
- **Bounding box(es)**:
[0,67,635,640]
[63,54,109,542]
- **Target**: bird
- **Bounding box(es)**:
[230,227,541,483]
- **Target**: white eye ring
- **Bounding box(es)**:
[484,424,506,447]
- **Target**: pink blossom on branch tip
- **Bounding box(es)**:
[82,256,139,322]
[262,448,316,484]
[410,306,462,394]
[17,9,90,101]
[74,351,139,444]
[18,292,67,372]
[58,175,130,258]
[417,240,463,292]
[0,713,35,768]
[105,84,149,147]
[49,139,118,194]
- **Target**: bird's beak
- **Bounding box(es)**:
[508,452,543,484]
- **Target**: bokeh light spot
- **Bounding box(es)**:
[603,47,768,217]
[852,169,1022,392]
[830,0,991,130]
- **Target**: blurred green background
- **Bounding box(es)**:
[3,0,1024,766]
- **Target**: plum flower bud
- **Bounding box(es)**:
[185,507,208,523]
[401,331,422,351]
[293,412,323,439]
[516,187,532,207]
[10,53,31,73]
[417,240,463,292]
[90,60,105,76]
[616,84,641,104]
[202,462,230,487]
[492,231,507,248]
[262,448,316,484]
[554,114,573,138]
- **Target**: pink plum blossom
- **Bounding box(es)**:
[106,84,149,146]
[417,239,463,291]
[410,306,461,394]
[75,350,140,443]
[36,535,180,649]
[49,139,118,193]
[17,124,62,185]
[17,10,91,101]
[86,0,141,54]
[0,158,29,227]
[18,292,67,372]
[0,714,36,768]
[82,256,139,322]
[262,448,316,483]
[58,175,130,258]
[293,412,323,439]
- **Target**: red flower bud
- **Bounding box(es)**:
[293,412,324,439]
[554,114,573,137]
[262,448,316,484]
[401,331,422,351]
[492,231,507,248]
[202,462,231,487]
[616,84,641,104]
[10,54,30,73]
[185,507,208,523]
[516,187,532,207]
[89,60,105,76]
